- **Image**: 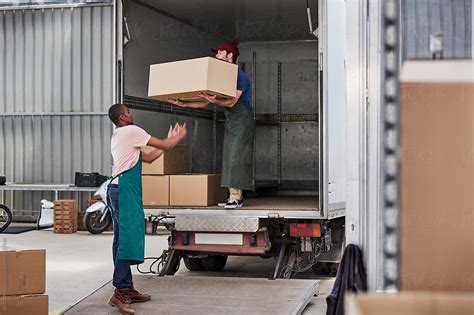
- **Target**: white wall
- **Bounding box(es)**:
[0,5,114,211]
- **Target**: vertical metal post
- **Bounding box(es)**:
[381,0,401,291]
[192,117,198,173]
[277,62,282,186]
[212,105,217,173]
[252,53,257,190]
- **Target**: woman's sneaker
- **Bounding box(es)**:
[224,199,243,209]
[218,199,230,207]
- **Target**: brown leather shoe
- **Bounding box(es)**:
[108,288,135,314]
[129,284,151,303]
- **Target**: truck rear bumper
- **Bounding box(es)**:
[172,229,271,255]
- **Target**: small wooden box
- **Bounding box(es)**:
[53,200,78,234]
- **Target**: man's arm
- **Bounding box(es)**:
[198,90,243,108]
[142,148,164,163]
[168,99,209,109]
[146,123,187,151]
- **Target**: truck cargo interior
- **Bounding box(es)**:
[122,0,320,214]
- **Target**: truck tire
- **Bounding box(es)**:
[201,255,228,271]
[312,262,338,276]
[161,250,181,276]
[183,256,204,271]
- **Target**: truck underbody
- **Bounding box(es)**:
[144,196,344,279]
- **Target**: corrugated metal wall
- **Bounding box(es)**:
[402,0,472,59]
[0,5,114,211]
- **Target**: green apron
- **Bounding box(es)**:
[221,99,255,191]
[117,154,145,265]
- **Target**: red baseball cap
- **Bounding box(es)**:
[211,41,240,58]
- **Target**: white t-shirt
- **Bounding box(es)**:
[111,125,151,183]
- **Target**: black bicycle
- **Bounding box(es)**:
[0,204,13,233]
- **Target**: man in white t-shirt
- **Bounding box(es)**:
[107,104,186,314]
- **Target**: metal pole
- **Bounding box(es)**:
[212,105,217,173]
[272,240,288,279]
[0,112,107,117]
[381,0,401,291]
[0,2,112,11]
[252,53,257,190]
[277,62,282,186]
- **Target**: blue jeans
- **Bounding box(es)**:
[107,184,133,289]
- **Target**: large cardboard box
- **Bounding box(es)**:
[399,60,474,291]
[142,176,170,206]
[345,292,474,315]
[142,145,189,175]
[2,294,48,315]
[0,248,46,295]
[170,174,228,206]
[148,57,238,102]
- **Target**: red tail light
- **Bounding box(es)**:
[290,223,321,237]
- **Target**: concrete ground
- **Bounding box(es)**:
[4,229,334,314]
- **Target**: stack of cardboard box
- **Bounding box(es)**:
[144,57,238,207]
[0,248,48,314]
[346,60,474,314]
[142,145,227,207]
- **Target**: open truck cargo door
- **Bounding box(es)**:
[319,0,347,219]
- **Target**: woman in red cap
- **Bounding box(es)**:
[169,42,254,209]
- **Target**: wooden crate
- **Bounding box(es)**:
[54,200,78,234]
[77,212,85,231]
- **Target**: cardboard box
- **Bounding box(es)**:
[142,145,189,175]
[170,174,228,206]
[399,60,474,291]
[345,292,474,315]
[148,57,238,102]
[0,248,46,295]
[142,176,170,206]
[1,294,48,315]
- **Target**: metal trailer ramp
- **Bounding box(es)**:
[62,275,320,315]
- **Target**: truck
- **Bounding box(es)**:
[114,0,347,278]
[3,0,470,311]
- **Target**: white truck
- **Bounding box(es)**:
[1,0,471,312]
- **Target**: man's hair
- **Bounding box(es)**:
[108,104,125,125]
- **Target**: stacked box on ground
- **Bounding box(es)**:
[54,200,78,234]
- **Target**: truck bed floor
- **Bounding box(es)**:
[148,196,318,210]
[145,196,321,219]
